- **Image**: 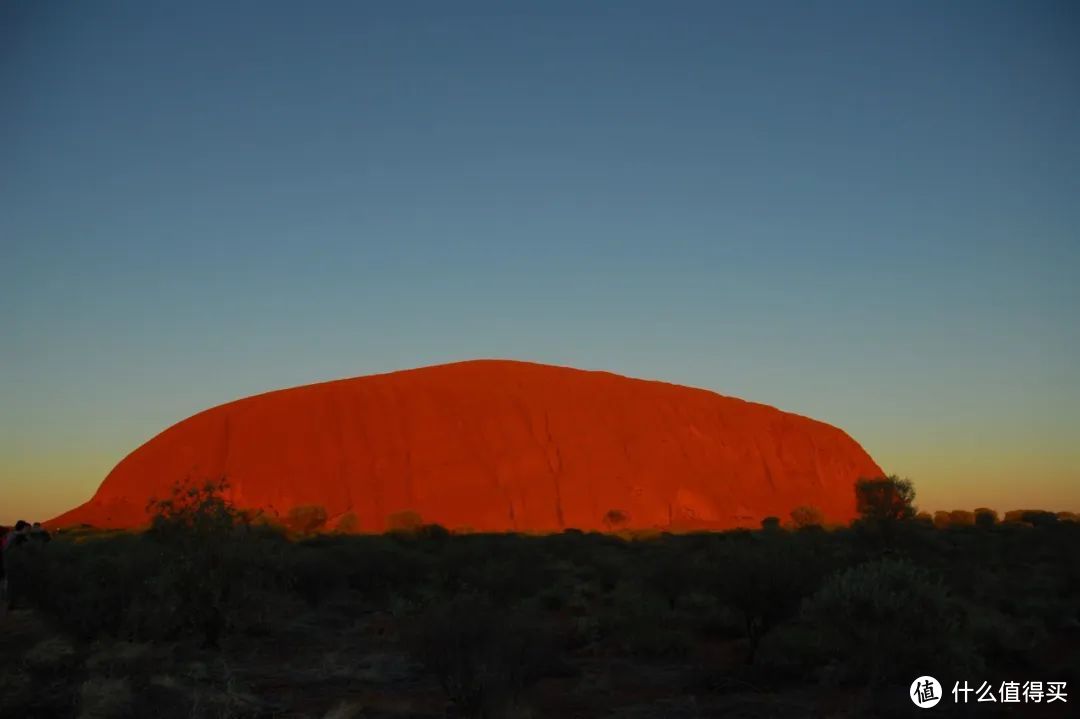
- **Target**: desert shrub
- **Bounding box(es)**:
[1021,510,1058,527]
[790,505,824,529]
[406,594,559,718]
[285,545,347,606]
[760,516,781,531]
[142,480,253,646]
[602,509,629,531]
[598,580,692,659]
[802,558,975,685]
[855,475,916,523]
[147,478,238,537]
[754,620,827,680]
[387,510,423,532]
[580,542,633,594]
[949,510,975,527]
[429,535,553,604]
[642,548,699,611]
[1003,509,1059,526]
[246,509,286,532]
[415,523,451,542]
[285,504,328,534]
[134,479,295,645]
[339,536,429,600]
[974,507,998,528]
[966,603,1044,669]
[333,512,360,533]
[711,536,829,664]
[5,533,159,640]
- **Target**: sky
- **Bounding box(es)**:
[2,1,1078,525]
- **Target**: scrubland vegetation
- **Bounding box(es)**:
[2,478,1078,718]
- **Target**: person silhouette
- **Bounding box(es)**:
[29,522,51,544]
[2,520,30,550]
[1,520,31,611]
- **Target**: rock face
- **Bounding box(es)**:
[49,360,883,531]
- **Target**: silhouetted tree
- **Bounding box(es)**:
[855,475,916,523]
[146,478,244,647]
[974,507,998,528]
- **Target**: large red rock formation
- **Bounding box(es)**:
[48,360,883,531]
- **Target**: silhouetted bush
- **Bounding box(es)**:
[1021,510,1058,527]
[339,536,429,600]
[143,480,258,646]
[974,507,998,528]
[285,504,328,534]
[286,545,347,606]
[415,523,451,542]
[387,510,423,532]
[949,510,975,527]
[599,580,693,658]
[406,594,559,718]
[803,558,974,685]
[712,536,828,664]
[602,509,629,530]
[760,516,781,531]
[429,535,553,605]
[642,546,700,611]
[790,505,824,529]
[6,531,157,639]
[333,511,360,533]
[1003,509,1060,526]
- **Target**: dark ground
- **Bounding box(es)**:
[2,513,1078,718]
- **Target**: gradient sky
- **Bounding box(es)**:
[2,1,1078,525]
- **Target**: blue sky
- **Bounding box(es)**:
[2,1,1078,523]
